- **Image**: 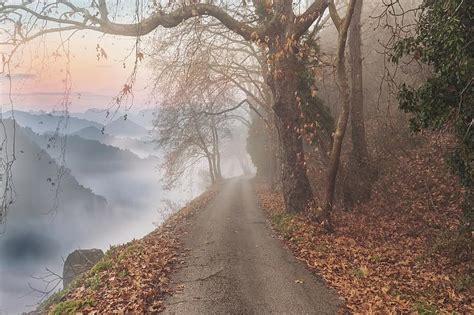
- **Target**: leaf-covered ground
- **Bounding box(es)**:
[257,134,473,313]
[39,188,217,314]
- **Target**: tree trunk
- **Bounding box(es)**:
[269,114,281,191]
[213,125,223,180]
[206,154,216,184]
[269,51,314,213]
[321,0,357,232]
[343,0,374,208]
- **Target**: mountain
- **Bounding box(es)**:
[22,129,161,207]
[72,125,112,142]
[104,118,149,139]
[72,126,159,158]
[2,110,103,134]
[128,108,158,129]
[0,120,107,264]
[69,108,158,130]
[0,121,110,314]
[69,108,110,125]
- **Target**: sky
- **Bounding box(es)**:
[0,29,154,113]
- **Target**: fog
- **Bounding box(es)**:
[0,109,251,314]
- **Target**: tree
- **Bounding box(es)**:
[319,0,357,231]
[155,94,235,188]
[343,0,375,207]
[390,0,473,230]
[0,0,334,214]
[153,52,244,187]
[149,19,278,185]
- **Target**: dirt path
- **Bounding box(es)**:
[163,178,341,314]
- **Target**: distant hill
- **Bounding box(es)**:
[22,128,161,207]
[69,108,110,124]
[72,126,159,158]
[104,118,149,139]
[0,119,107,263]
[69,108,158,130]
[72,125,112,142]
[3,110,103,134]
[0,121,110,315]
[128,108,158,129]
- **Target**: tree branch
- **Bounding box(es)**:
[329,0,343,32]
[295,0,329,36]
[0,3,260,41]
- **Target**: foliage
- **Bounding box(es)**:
[390,0,473,229]
[298,36,334,141]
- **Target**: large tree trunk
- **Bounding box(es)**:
[321,0,357,232]
[206,154,216,184]
[343,0,374,207]
[211,124,223,180]
[269,114,281,192]
[269,51,314,213]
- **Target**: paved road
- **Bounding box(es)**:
[163,179,341,314]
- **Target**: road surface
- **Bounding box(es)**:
[163,178,341,314]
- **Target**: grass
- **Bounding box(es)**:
[51,298,95,315]
[117,242,143,262]
[414,301,438,315]
[271,213,296,240]
[350,267,366,279]
[85,274,101,290]
[90,258,113,274]
[38,256,108,312]
[37,288,69,312]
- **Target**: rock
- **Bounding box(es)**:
[62,248,104,288]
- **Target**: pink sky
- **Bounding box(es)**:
[0,30,154,112]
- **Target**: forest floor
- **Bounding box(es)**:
[257,133,473,313]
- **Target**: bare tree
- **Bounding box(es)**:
[149,19,279,186]
[319,0,357,232]
[342,0,374,207]
[0,0,331,215]
[154,74,238,188]
[155,102,224,188]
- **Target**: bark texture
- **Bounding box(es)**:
[266,9,315,213]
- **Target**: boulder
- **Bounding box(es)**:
[62,248,104,288]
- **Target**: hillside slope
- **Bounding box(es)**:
[3,110,103,134]
[0,121,107,314]
[22,129,160,207]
